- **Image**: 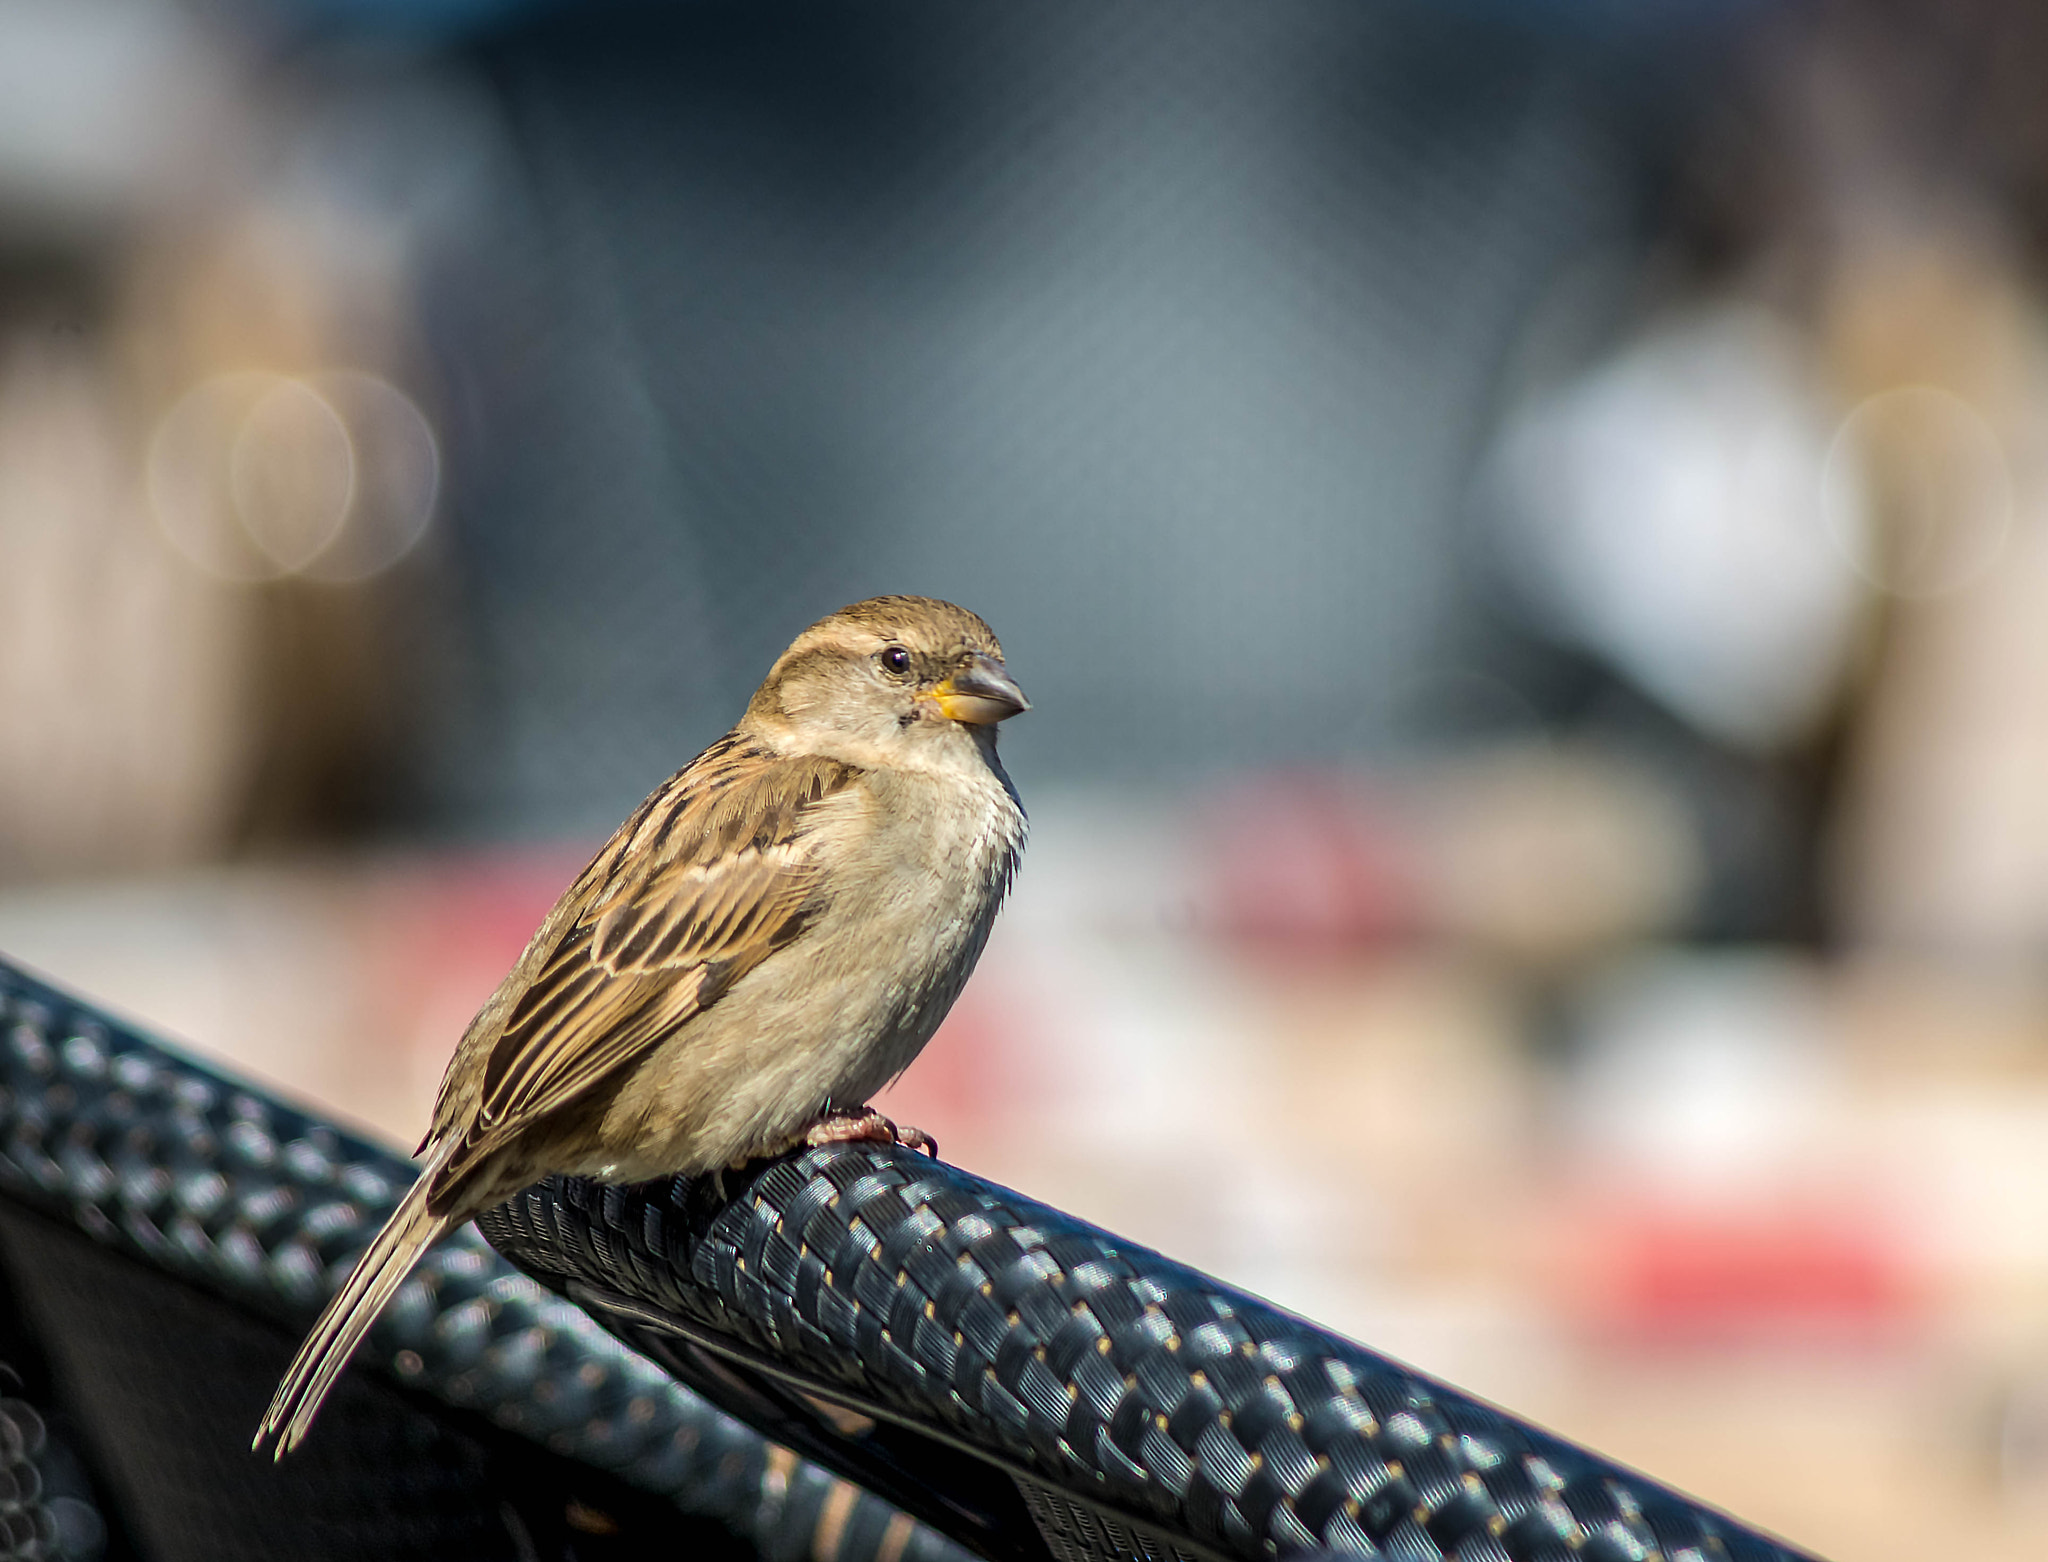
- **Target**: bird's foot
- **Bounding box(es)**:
[803,1107,938,1159]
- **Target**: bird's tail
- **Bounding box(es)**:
[253,1142,459,1458]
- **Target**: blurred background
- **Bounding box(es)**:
[5,0,2048,1555]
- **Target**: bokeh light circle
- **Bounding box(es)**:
[147,369,439,584]
[1820,384,2014,599]
[229,377,356,572]
[148,371,290,582]
[300,370,440,583]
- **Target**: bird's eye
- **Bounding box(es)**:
[879,647,912,676]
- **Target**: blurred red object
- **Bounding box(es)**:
[1568,1200,1920,1347]
[1202,774,1422,952]
[360,846,593,1075]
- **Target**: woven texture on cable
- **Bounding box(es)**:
[0,955,964,1562]
[482,1153,1828,1562]
[0,1399,59,1560]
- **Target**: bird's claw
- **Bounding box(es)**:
[803,1108,938,1160]
[892,1123,939,1157]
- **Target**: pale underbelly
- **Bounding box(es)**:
[583,877,1001,1176]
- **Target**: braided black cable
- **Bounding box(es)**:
[0,953,963,1562]
[0,949,1830,1562]
[479,1153,1829,1562]
[0,1398,60,1559]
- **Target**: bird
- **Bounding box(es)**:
[255,595,1028,1456]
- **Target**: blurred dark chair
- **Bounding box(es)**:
[0,954,1818,1562]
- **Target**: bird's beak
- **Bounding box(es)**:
[931,653,1030,725]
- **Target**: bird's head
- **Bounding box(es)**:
[745,596,1029,768]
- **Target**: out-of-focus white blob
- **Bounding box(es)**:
[0,0,226,236]
[230,377,356,573]
[149,369,438,584]
[300,371,439,583]
[1822,384,2013,599]
[1566,953,1838,1199]
[1488,307,1867,751]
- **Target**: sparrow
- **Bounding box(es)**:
[256,595,1028,1455]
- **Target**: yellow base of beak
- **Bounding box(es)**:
[933,691,1020,725]
[930,655,1029,724]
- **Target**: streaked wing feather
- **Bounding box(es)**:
[476,954,713,1129]
[468,743,859,1137]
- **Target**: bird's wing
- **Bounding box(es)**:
[462,737,863,1144]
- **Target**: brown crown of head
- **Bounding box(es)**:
[821,596,1002,657]
[747,596,1019,727]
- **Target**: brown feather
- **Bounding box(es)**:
[264,594,1024,1457]
[435,741,860,1186]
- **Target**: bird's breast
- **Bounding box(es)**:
[589,762,1023,1175]
[792,766,1023,1080]
[842,767,1023,973]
